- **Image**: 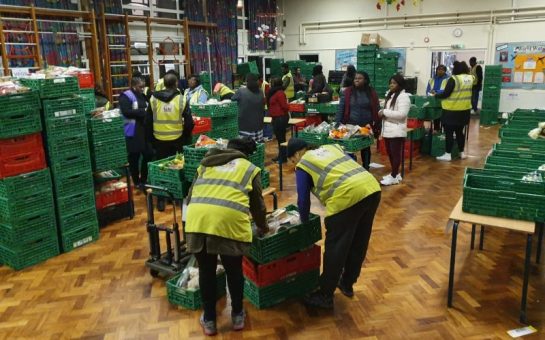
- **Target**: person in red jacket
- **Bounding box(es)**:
[267,77,289,162]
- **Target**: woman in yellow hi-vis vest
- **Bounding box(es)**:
[435,61,474,161]
[286,138,381,309]
[212,82,235,100]
[281,63,295,101]
[185,138,268,336]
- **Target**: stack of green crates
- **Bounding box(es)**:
[0,169,59,270]
[40,83,99,254]
[237,61,259,78]
[88,114,127,172]
[420,132,460,158]
[191,101,239,139]
[374,51,399,97]
[356,44,378,82]
[270,58,284,78]
[0,90,42,138]
[199,71,212,96]
[79,89,96,116]
[480,65,503,125]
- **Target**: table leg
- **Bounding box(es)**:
[470,224,476,250]
[448,220,459,307]
[536,222,544,264]
[272,192,278,210]
[278,158,283,191]
[520,233,533,324]
[479,226,485,250]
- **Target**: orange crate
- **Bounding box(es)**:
[406,118,424,129]
[192,116,212,135]
[288,103,305,113]
[0,133,46,179]
[96,186,129,210]
[77,72,95,89]
[243,245,321,287]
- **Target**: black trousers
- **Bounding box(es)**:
[128,151,152,185]
[360,147,371,170]
[471,87,480,112]
[320,191,381,296]
[272,115,289,159]
[154,138,185,160]
[444,124,465,153]
[195,248,244,321]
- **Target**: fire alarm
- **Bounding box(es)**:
[424,37,430,43]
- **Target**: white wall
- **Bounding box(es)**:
[275,0,545,111]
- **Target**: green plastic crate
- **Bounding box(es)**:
[463,170,545,222]
[79,89,96,116]
[58,207,99,234]
[480,110,499,126]
[261,169,270,189]
[210,115,238,132]
[357,44,379,51]
[47,134,89,157]
[53,171,94,198]
[500,137,545,151]
[90,140,127,172]
[55,189,96,217]
[42,96,84,120]
[407,127,426,141]
[424,107,442,120]
[0,109,42,139]
[237,61,259,76]
[88,115,124,142]
[306,103,338,114]
[298,131,331,146]
[148,156,187,199]
[465,168,545,195]
[407,105,426,119]
[244,269,319,309]
[248,205,322,264]
[191,102,238,118]
[167,271,226,310]
[0,168,52,201]
[0,234,59,270]
[60,221,99,253]
[207,129,238,140]
[248,143,265,168]
[0,90,40,114]
[328,136,374,153]
[484,66,503,77]
[183,145,211,165]
[0,190,53,222]
[485,155,545,172]
[0,207,56,245]
[490,149,545,162]
[45,115,87,141]
[19,77,79,99]
[429,133,460,158]
[411,95,431,107]
[50,152,92,179]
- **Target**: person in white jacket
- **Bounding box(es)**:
[378,74,411,186]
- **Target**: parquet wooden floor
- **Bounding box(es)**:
[1,117,544,339]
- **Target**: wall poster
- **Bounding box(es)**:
[495,42,545,89]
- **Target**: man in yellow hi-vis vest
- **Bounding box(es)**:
[285,139,381,310]
[149,73,194,209]
[281,63,295,101]
[185,138,267,336]
[435,61,475,161]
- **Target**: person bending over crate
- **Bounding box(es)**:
[185,137,268,336]
[286,138,381,309]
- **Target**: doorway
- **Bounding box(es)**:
[431,50,486,76]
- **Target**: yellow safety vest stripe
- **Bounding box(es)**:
[151,94,186,140]
[218,85,234,97]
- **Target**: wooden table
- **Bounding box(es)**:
[447,197,543,324]
[263,117,306,137]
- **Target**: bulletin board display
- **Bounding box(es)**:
[335,47,406,73]
[495,42,545,89]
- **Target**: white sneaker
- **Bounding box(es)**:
[380,174,399,186]
[436,153,452,161]
[395,174,402,182]
[460,152,468,159]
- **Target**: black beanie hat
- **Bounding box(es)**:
[227,137,257,156]
[287,138,308,158]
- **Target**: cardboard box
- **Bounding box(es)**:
[361,33,381,46]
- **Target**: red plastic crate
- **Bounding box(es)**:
[378,139,420,158]
[295,115,323,131]
[0,133,46,179]
[192,116,212,135]
[96,186,129,210]
[407,118,424,129]
[288,103,305,113]
[77,72,95,89]
[243,244,321,287]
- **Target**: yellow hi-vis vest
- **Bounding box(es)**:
[150,94,187,141]
[185,158,261,243]
[218,84,234,97]
[261,80,269,109]
[282,71,295,99]
[155,78,165,92]
[441,74,474,111]
[296,144,381,217]
[184,87,209,105]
